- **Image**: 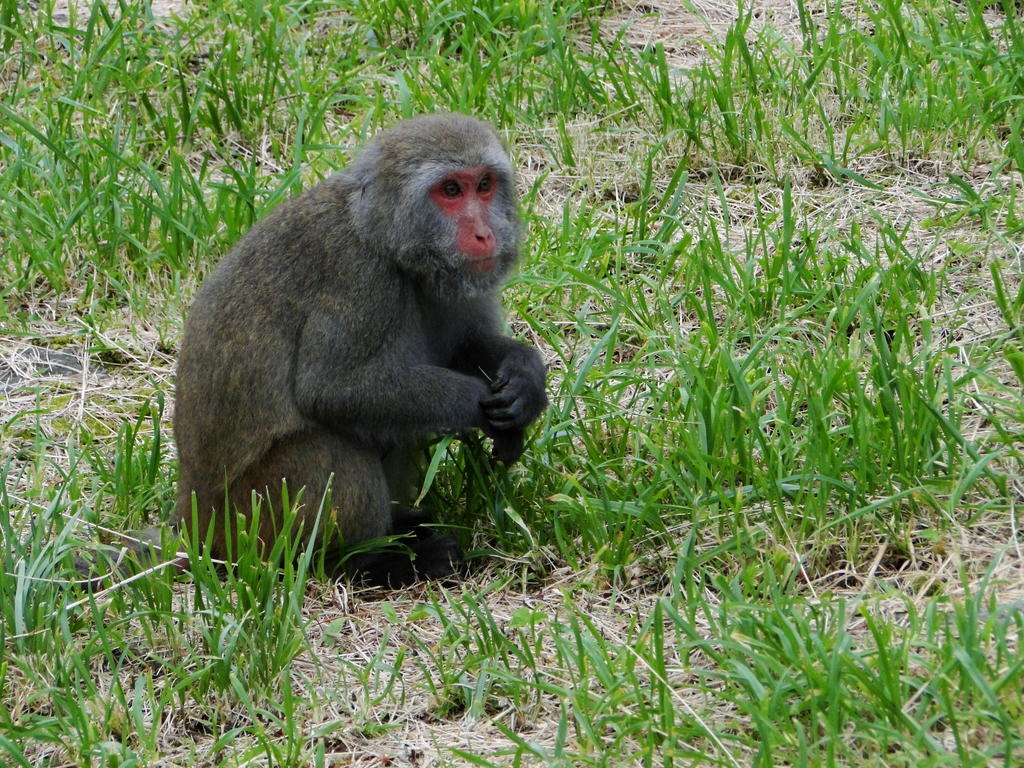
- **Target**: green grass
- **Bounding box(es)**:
[2,0,1023,765]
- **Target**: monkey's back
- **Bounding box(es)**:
[173,174,375,521]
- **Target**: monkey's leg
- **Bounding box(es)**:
[379,442,462,573]
[227,429,391,555]
[381,442,436,540]
[234,430,457,586]
[382,442,424,507]
[361,441,460,586]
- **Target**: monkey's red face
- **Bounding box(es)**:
[429,167,500,274]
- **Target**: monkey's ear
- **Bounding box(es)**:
[349,147,381,226]
[349,145,381,185]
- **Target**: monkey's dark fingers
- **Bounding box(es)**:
[73,529,181,590]
[481,392,517,412]
[491,430,525,464]
[488,373,546,417]
[412,536,461,579]
[483,392,536,430]
[482,377,533,412]
[482,385,517,407]
[484,410,520,431]
[483,402,526,428]
[391,504,435,539]
[355,536,459,587]
[482,393,522,419]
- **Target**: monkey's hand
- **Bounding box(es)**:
[481,359,548,432]
[490,428,525,465]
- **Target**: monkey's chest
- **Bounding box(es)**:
[403,294,466,367]
[406,322,461,369]
[421,336,459,368]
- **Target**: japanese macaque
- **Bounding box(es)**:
[172,114,547,586]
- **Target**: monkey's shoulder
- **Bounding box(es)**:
[227,176,358,255]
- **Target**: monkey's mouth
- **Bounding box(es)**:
[466,256,497,274]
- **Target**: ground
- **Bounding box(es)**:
[1,0,1022,765]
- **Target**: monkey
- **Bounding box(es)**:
[170,113,547,587]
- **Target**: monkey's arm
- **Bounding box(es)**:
[451,331,547,464]
[293,315,493,444]
[453,331,548,429]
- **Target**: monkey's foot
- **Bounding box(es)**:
[355,535,459,588]
[410,534,459,579]
[390,504,436,540]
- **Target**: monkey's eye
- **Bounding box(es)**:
[477,175,493,194]
[440,180,462,198]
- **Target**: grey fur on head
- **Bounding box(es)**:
[350,113,521,297]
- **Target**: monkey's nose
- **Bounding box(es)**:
[467,226,496,258]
